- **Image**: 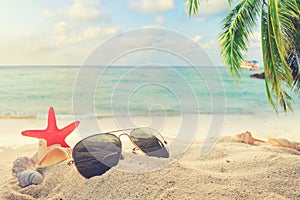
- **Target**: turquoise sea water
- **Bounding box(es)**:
[0,66,299,118]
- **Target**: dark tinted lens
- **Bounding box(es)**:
[72,134,122,178]
[130,128,169,158]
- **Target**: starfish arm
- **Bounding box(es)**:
[47,107,57,130]
[21,130,45,138]
[21,107,80,148]
[59,121,80,138]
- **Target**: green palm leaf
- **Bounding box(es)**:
[261,0,292,111]
[261,0,296,112]
[186,0,233,16]
[219,0,262,80]
[187,0,200,17]
[187,0,299,112]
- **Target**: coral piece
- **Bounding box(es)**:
[236,131,265,145]
[21,107,80,147]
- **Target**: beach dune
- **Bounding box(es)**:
[1,135,300,200]
[1,114,300,199]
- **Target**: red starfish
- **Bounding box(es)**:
[21,107,80,148]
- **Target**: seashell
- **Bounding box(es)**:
[36,147,72,168]
[269,138,300,151]
[236,131,265,145]
[18,170,43,187]
[12,157,35,176]
[32,140,62,163]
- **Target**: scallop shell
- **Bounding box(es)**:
[18,170,44,187]
[12,157,35,176]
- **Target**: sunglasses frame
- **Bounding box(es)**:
[70,127,169,178]
[112,127,168,154]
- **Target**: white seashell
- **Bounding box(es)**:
[18,170,44,187]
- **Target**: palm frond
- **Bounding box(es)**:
[227,0,233,6]
[219,0,263,80]
[187,0,234,16]
[261,0,294,112]
[277,0,298,50]
[288,0,300,91]
[187,0,201,17]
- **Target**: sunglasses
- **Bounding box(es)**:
[71,127,169,178]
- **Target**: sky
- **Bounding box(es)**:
[0,0,262,66]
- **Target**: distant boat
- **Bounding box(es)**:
[240,60,259,71]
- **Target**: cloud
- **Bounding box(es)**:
[38,0,120,50]
[201,39,220,50]
[43,0,101,22]
[52,22,76,45]
[23,33,54,52]
[83,26,121,40]
[53,22,69,35]
[25,41,53,52]
[155,16,165,25]
[193,35,203,43]
[42,10,54,19]
[129,0,174,14]
[197,0,229,16]
[24,22,120,54]
[68,0,101,21]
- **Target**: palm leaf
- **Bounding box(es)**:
[187,0,200,16]
[288,0,300,91]
[261,0,295,112]
[277,0,298,51]
[187,0,299,112]
[187,0,233,16]
[219,0,263,80]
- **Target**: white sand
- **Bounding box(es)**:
[0,114,300,199]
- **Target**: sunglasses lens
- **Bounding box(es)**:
[130,128,169,158]
[72,134,121,178]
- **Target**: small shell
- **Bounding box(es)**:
[18,170,44,187]
[12,157,35,176]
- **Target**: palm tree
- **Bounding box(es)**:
[187,0,300,112]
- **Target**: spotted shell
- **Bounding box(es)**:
[18,170,44,187]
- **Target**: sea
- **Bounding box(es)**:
[1,65,299,119]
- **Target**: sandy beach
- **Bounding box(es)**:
[0,114,300,199]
